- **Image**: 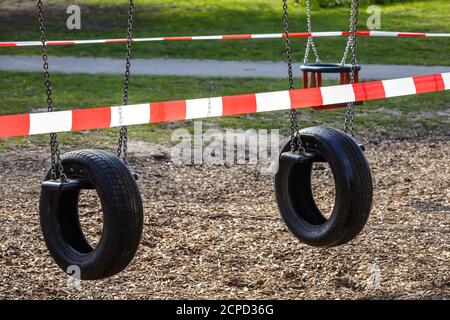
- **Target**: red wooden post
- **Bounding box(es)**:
[340,72,346,84]
[303,71,309,89]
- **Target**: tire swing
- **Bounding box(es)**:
[275,0,373,247]
[37,0,143,280]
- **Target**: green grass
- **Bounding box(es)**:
[0,0,449,65]
[0,71,448,150]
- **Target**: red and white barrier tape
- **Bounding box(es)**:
[0,73,448,138]
[1,30,449,47]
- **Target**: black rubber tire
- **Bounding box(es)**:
[275,126,373,247]
[39,149,144,280]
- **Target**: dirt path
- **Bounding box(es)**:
[0,136,449,299]
[1,55,450,79]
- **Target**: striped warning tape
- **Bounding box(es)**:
[1,30,449,47]
[0,73,448,138]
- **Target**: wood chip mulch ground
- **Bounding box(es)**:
[0,135,448,299]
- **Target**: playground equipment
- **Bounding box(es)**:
[301,63,361,110]
[37,0,143,280]
[0,0,448,278]
[274,0,373,247]
[300,0,362,111]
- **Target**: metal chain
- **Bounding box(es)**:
[304,0,321,64]
[117,0,134,165]
[341,0,359,65]
[343,0,360,137]
[38,0,66,181]
[283,0,304,153]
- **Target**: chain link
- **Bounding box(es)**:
[304,0,321,64]
[341,0,359,65]
[38,0,67,181]
[343,0,360,137]
[283,0,304,154]
[117,0,134,165]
